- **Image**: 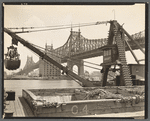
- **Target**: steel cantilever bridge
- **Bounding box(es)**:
[16,22,145,76]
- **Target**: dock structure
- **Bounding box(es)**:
[4,96,34,117]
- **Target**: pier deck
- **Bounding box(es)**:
[4,96,34,117]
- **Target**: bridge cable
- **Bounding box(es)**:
[23,39,118,78]
[30,42,102,67]
[39,46,117,79]
[23,43,116,80]
[25,44,88,78]
[35,46,102,70]
[41,48,102,71]
[24,38,119,80]
[36,55,85,83]
[25,43,105,83]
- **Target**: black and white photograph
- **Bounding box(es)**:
[3,3,146,118]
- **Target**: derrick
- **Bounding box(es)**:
[100,20,144,86]
[4,28,94,87]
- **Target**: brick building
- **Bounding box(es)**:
[39,44,61,78]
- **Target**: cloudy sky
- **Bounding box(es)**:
[4,4,145,74]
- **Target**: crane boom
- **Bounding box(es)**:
[4,28,94,87]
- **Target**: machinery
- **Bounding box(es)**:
[4,45,20,70]
[100,21,145,86]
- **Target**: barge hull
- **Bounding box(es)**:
[22,86,145,117]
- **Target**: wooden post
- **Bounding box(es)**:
[123,37,140,64]
[120,25,145,54]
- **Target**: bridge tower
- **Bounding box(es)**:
[67,27,84,77]
[23,56,35,75]
[67,59,84,77]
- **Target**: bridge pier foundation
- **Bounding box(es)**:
[67,59,84,77]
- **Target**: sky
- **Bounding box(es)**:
[4,4,145,75]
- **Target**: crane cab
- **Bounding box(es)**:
[101,45,119,65]
[4,46,21,70]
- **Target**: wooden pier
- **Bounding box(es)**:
[4,96,34,117]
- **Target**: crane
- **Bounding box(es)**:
[4,20,145,87]
[4,28,95,87]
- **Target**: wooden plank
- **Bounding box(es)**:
[18,97,31,117]
[4,101,15,117]
[12,101,17,117]
[9,101,15,115]
[5,101,13,111]
[18,97,34,117]
[16,97,27,117]
[14,97,24,117]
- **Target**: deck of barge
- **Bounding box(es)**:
[4,96,145,119]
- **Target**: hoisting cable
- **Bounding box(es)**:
[30,42,102,67]
[26,44,88,75]
[25,46,86,86]
[21,42,116,81]
[67,74,83,86]
[7,21,98,30]
[11,21,110,34]
[19,35,119,81]
[38,45,102,71]
[32,45,102,70]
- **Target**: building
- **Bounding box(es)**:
[128,64,145,80]
[84,70,90,79]
[90,71,101,81]
[39,44,61,78]
[29,69,39,77]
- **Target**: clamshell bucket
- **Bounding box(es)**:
[4,46,21,70]
[5,59,21,70]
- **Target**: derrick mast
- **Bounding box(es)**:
[101,20,132,86]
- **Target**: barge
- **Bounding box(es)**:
[22,86,145,117]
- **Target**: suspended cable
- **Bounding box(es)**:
[8,21,109,32]
[12,21,110,34]
[22,39,103,74]
[83,60,101,67]
[21,43,117,82]
[25,44,82,77]
[7,21,97,30]
[25,43,101,81]
[27,49,85,85]
[41,49,102,71]
[14,24,96,34]
[43,49,101,71]
[67,74,83,86]
[31,42,102,67]
[83,65,101,70]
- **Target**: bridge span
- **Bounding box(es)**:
[16,29,145,76]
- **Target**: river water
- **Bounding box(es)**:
[4,80,81,96]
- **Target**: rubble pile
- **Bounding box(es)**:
[73,88,145,102]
